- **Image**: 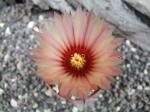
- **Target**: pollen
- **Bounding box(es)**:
[70,53,86,70]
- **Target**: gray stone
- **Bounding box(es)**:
[31,0,74,13]
[10,98,18,108]
[71,0,150,51]
[124,0,150,18]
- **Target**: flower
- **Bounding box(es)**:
[30,7,123,101]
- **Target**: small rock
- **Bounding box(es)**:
[0,22,5,28]
[5,27,12,36]
[27,21,36,29]
[99,94,103,98]
[45,90,52,97]
[17,60,23,70]
[127,88,135,95]
[131,47,136,52]
[33,27,39,32]
[61,100,66,104]
[33,92,38,97]
[116,106,121,111]
[10,98,18,108]
[137,85,143,90]
[144,69,148,75]
[38,15,45,21]
[53,85,59,93]
[36,109,40,112]
[0,88,4,95]
[72,106,78,112]
[4,54,10,62]
[71,96,76,100]
[126,40,131,46]
[44,109,51,112]
[144,87,150,91]
[33,103,38,108]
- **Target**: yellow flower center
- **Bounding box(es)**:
[70,53,86,70]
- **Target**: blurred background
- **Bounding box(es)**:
[0,0,150,112]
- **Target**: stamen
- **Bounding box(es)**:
[70,53,86,70]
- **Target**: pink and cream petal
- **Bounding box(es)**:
[73,6,88,45]
[31,7,123,101]
[62,12,75,45]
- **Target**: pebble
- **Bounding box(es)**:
[0,22,5,28]
[33,103,38,108]
[38,15,45,21]
[127,88,135,95]
[72,107,78,112]
[53,85,59,93]
[36,109,40,112]
[126,40,131,46]
[131,47,136,52]
[4,54,10,62]
[45,90,52,97]
[10,98,18,108]
[61,100,66,104]
[0,88,4,95]
[5,27,12,36]
[17,60,23,70]
[99,94,103,98]
[137,85,143,90]
[27,21,36,29]
[144,69,148,75]
[44,109,51,112]
[144,87,150,91]
[33,26,39,32]
[116,106,121,111]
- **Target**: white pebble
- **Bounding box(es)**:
[137,85,143,90]
[17,60,23,70]
[126,40,131,46]
[144,87,150,91]
[131,47,136,52]
[36,109,40,112]
[45,90,52,97]
[61,100,66,104]
[44,109,51,112]
[0,22,5,28]
[10,99,18,108]
[116,106,121,111]
[99,94,103,98]
[33,27,40,32]
[72,106,78,112]
[27,21,36,29]
[53,85,59,93]
[4,54,10,62]
[126,64,130,68]
[71,96,76,100]
[5,27,12,36]
[128,88,135,95]
[38,15,44,21]
[0,88,4,95]
[144,69,148,75]
[33,103,38,108]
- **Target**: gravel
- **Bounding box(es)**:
[0,4,150,112]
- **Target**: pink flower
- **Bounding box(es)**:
[30,7,123,101]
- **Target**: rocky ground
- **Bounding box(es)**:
[0,4,150,112]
